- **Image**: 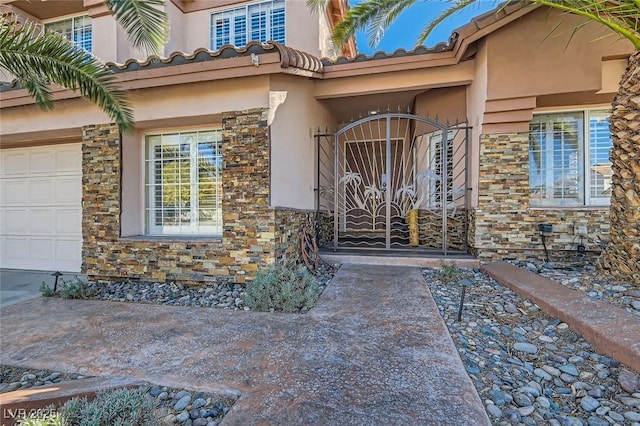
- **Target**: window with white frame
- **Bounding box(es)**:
[210,0,285,50]
[145,130,223,236]
[45,15,92,52]
[529,109,612,207]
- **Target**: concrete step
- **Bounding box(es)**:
[319,250,479,268]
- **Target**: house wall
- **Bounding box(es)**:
[478,6,632,134]
[466,8,631,261]
[269,75,335,210]
[83,109,281,285]
[168,0,324,57]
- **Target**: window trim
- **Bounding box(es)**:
[144,128,223,237]
[529,107,612,208]
[209,0,286,50]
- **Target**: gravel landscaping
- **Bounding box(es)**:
[0,365,236,426]
[81,263,336,312]
[423,265,640,426]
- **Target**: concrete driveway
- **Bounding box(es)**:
[0,264,489,425]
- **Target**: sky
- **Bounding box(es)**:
[350,0,501,55]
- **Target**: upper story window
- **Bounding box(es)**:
[210,0,285,50]
[45,15,92,52]
[145,129,223,236]
[529,109,611,208]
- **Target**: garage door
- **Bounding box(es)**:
[0,143,82,272]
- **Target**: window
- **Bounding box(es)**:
[45,15,92,52]
[529,109,612,207]
[210,0,285,50]
[145,130,223,236]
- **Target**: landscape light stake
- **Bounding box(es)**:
[52,271,63,293]
[457,278,473,322]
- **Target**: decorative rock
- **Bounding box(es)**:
[191,398,207,410]
[559,364,579,377]
[505,303,519,314]
[579,396,600,412]
[607,411,625,422]
[518,406,535,416]
[514,342,538,354]
[534,368,553,381]
[543,365,561,377]
[175,390,192,400]
[586,416,608,426]
[193,419,209,426]
[624,411,640,422]
[176,411,190,423]
[174,395,192,412]
[486,404,502,418]
[514,393,532,407]
[490,389,513,406]
[620,396,640,407]
[620,369,640,393]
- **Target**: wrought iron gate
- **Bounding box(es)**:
[316,113,470,254]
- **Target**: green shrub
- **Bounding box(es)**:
[244,264,321,313]
[39,282,55,297]
[434,261,469,284]
[60,387,157,426]
[59,277,92,300]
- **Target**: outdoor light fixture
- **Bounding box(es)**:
[51,271,63,293]
[538,223,553,236]
[457,278,473,322]
[538,223,553,263]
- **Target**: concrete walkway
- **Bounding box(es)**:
[482,262,640,373]
[0,264,489,426]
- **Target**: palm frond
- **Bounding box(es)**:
[0,18,134,132]
[365,0,417,48]
[333,0,416,49]
[531,0,640,49]
[415,0,490,46]
[105,0,169,56]
[306,0,329,15]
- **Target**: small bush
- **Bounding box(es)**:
[39,282,55,297]
[60,387,157,426]
[59,277,92,300]
[244,264,321,313]
[434,261,469,284]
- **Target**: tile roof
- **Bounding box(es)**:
[106,41,323,74]
[0,42,323,93]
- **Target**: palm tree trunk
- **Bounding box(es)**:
[597,50,640,286]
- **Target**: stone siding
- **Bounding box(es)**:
[471,133,611,262]
[82,109,279,285]
[274,208,316,266]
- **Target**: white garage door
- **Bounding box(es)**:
[0,143,82,272]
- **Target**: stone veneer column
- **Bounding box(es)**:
[471,133,531,259]
[82,124,122,275]
[221,108,275,282]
